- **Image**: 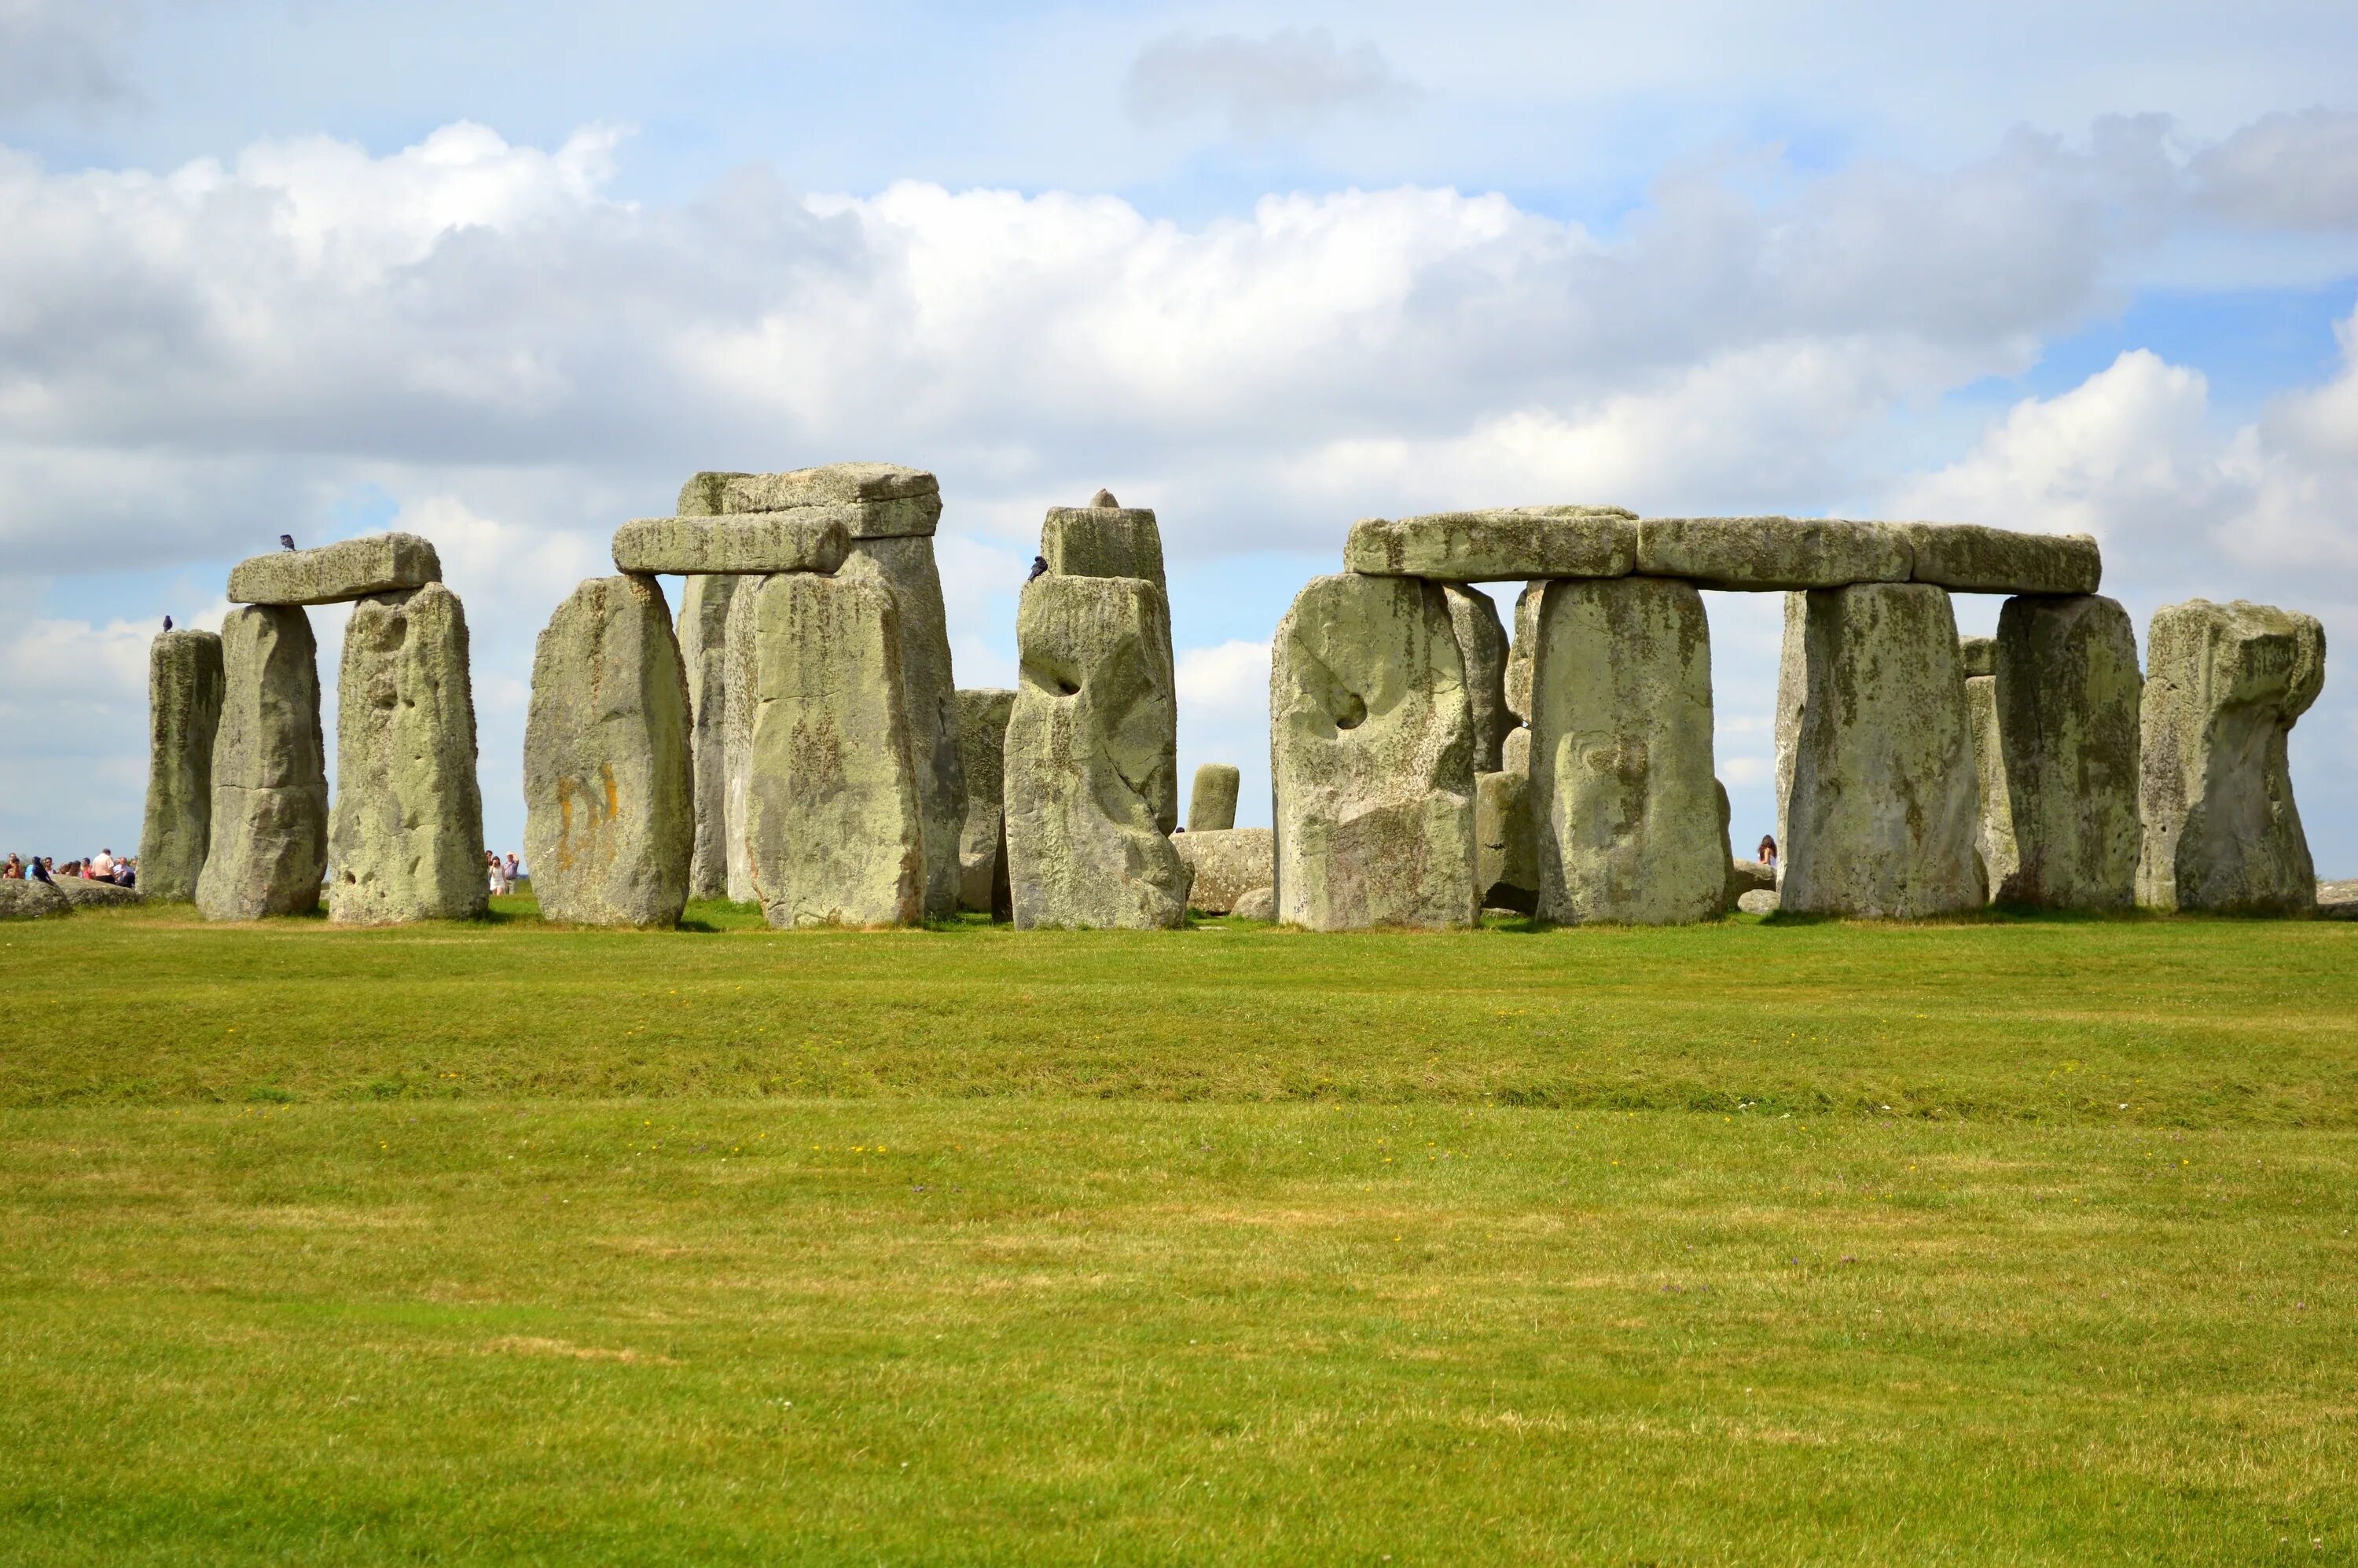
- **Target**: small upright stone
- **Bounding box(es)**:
[329,583,487,924]
[677,575,740,901]
[1993,595,2142,909]
[1963,663,2018,900]
[523,575,695,927]
[139,629,224,901]
[1345,507,1636,582]
[1042,500,1167,592]
[196,606,327,920]
[1772,592,1808,857]
[955,688,1016,919]
[1504,585,1537,726]
[2137,599,2325,913]
[228,533,442,606]
[1089,488,1120,508]
[1270,574,1477,931]
[1475,769,1537,914]
[1188,763,1241,832]
[1444,584,1511,772]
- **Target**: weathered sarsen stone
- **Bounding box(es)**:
[1780,584,1985,918]
[1005,575,1191,929]
[1528,576,1724,924]
[721,579,764,902]
[0,881,72,920]
[678,575,740,901]
[1042,493,1166,589]
[53,878,141,909]
[1992,594,2142,909]
[139,628,224,901]
[229,533,441,606]
[839,536,967,916]
[1445,584,1511,772]
[1504,584,1538,726]
[523,575,695,927]
[955,687,1016,918]
[196,605,327,920]
[678,464,942,538]
[1475,769,1537,914]
[1232,886,1276,921]
[1963,662,2018,900]
[1904,525,2101,596]
[1772,592,1807,862]
[329,582,487,924]
[1270,574,1477,931]
[1636,517,1912,591]
[1173,828,1273,914]
[743,572,925,927]
[2137,599,2325,914]
[1346,506,1636,582]
[1188,763,1241,833]
[612,512,850,575]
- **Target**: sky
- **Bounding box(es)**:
[4,0,2356,874]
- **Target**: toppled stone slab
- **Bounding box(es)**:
[1992,594,2142,909]
[1188,763,1241,832]
[612,512,851,575]
[2138,599,2326,914]
[523,575,695,927]
[1445,585,1511,772]
[956,688,1016,918]
[678,464,942,538]
[0,881,71,920]
[1043,499,1166,591]
[197,605,328,920]
[1232,885,1276,921]
[1904,525,2101,596]
[1964,670,2019,901]
[229,533,442,606]
[1345,507,1636,582]
[839,535,968,916]
[2319,879,2358,920]
[1475,769,1537,914]
[1271,574,1477,931]
[1725,858,1777,908]
[1005,575,1190,929]
[677,575,740,900]
[1636,517,1912,591]
[1173,828,1273,914]
[53,879,142,909]
[139,628,224,901]
[1737,888,1780,915]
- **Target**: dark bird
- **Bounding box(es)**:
[279,533,296,551]
[1027,554,1049,582]
[162,615,173,631]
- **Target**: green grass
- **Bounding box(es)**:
[2,903,2354,1562]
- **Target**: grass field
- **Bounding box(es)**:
[2,902,2353,1562]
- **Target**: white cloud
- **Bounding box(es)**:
[1126,28,1421,141]
[0,0,138,114]
[2190,110,2358,230]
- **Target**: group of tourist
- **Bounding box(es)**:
[3,848,137,887]
[487,851,523,896]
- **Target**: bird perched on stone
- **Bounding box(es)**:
[279,533,296,551]
[162,615,173,631]
[1027,554,1049,582]
[1090,488,1119,508]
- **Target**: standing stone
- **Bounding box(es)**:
[956,688,1016,919]
[677,575,740,900]
[839,536,966,917]
[1504,585,1538,726]
[1171,828,1273,913]
[1188,763,1241,832]
[1445,584,1511,772]
[1781,584,1985,918]
[1961,639,2018,902]
[139,629,224,901]
[1527,576,1724,924]
[2137,599,2325,914]
[1772,592,1807,867]
[523,575,694,928]
[743,572,925,927]
[1993,596,2142,909]
[722,579,764,903]
[329,583,487,924]
[1041,499,1179,831]
[1005,575,1191,929]
[1475,769,1537,913]
[1270,574,1477,931]
[196,606,327,920]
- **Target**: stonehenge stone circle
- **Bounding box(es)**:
[1445,584,1511,772]
[1992,594,2142,909]
[1231,885,1276,921]
[1172,828,1274,914]
[1475,768,1537,914]
[955,687,1016,919]
[612,512,850,576]
[742,572,925,928]
[676,574,739,901]
[1188,763,1241,832]
[139,628,224,901]
[329,582,487,925]
[1961,653,2019,901]
[1527,575,1724,924]
[838,536,967,917]
[196,604,329,920]
[2137,599,2326,914]
[1042,492,1167,590]
[1346,507,1637,582]
[1780,584,1985,918]
[1005,574,1192,929]
[523,575,695,928]
[1270,573,1477,931]
[228,533,443,606]
[1636,517,1912,591]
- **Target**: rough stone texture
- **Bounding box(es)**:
[1737,888,1780,915]
[612,512,850,575]
[53,879,142,909]
[1475,769,1537,914]
[1772,592,1807,865]
[1726,859,1777,905]
[1501,725,1530,776]
[1232,886,1276,921]
[1781,584,1986,918]
[0,881,72,920]
[1991,594,2143,909]
[1904,525,2101,597]
[329,583,488,925]
[1636,517,1913,591]
[1173,828,1273,914]
[721,580,764,902]
[678,464,941,538]
[1005,575,1191,929]
[1527,576,1724,924]
[1270,574,1477,931]
[1444,584,1511,772]
[1959,635,1996,678]
[1188,763,1242,832]
[742,572,925,927]
[523,575,695,928]
[196,605,328,920]
[139,629,224,901]
[1345,506,1636,582]
[2319,880,2358,920]
[229,533,442,606]
[677,575,740,901]
[1042,505,1166,592]
[838,535,968,916]
[2137,599,2326,914]
[955,687,1016,919]
[1504,586,1538,726]
[1964,674,2019,901]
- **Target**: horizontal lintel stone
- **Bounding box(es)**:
[1633,517,1912,590]
[227,533,442,606]
[612,512,852,576]
[678,465,941,538]
[1901,523,2102,595]
[1344,506,1637,582]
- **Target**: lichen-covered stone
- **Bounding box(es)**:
[1270,574,1476,931]
[523,575,694,927]
[329,583,487,925]
[1444,584,1511,772]
[743,572,925,927]
[228,533,442,606]
[1772,592,1807,861]
[721,579,763,902]
[0,881,71,920]
[1528,576,1724,924]
[1991,594,2142,909]
[1005,575,1190,929]
[838,535,968,916]
[53,879,142,909]
[1232,886,1276,921]
[1501,725,1530,776]
[1904,525,2101,596]
[1737,888,1780,915]
[1173,828,1273,914]
[1781,584,1985,917]
[1725,859,1776,906]
[196,605,327,920]
[1186,763,1242,832]
[1964,673,2019,900]
[677,575,739,901]
[1475,769,1537,914]
[2137,599,2325,914]
[1959,635,1996,678]
[1504,585,1538,726]
[612,512,851,575]
[955,687,1016,918]
[678,464,940,538]
[1042,505,1166,591]
[2319,880,2358,920]
[1636,517,1912,591]
[139,629,224,901]
[1345,507,1636,582]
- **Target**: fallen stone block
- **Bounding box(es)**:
[0,881,71,920]
[197,605,329,920]
[139,628,224,901]
[1636,517,1912,591]
[1173,827,1273,914]
[612,512,851,575]
[1904,525,2101,596]
[1232,886,1276,921]
[53,879,141,909]
[2319,879,2358,920]
[1737,888,1780,915]
[1992,594,2142,909]
[228,533,442,606]
[956,687,1016,919]
[1345,506,1636,582]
